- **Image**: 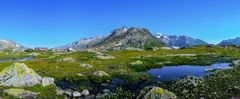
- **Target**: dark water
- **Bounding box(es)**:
[0,56,33,63]
[147,63,231,82]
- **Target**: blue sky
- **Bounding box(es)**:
[0,0,240,48]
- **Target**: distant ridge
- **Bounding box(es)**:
[218,37,240,46]
[155,33,208,48]
[0,39,25,51]
[54,27,164,51]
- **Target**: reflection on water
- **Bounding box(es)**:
[147,63,231,82]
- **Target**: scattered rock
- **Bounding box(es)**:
[27,52,39,56]
[72,91,81,97]
[0,63,42,87]
[93,71,110,77]
[96,55,115,59]
[4,88,38,98]
[41,77,55,87]
[233,60,240,66]
[58,57,76,62]
[64,89,73,97]
[167,54,197,57]
[131,60,143,65]
[79,63,93,68]
[82,90,89,96]
[76,73,84,77]
[137,86,177,99]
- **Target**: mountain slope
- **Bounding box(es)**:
[218,37,240,46]
[0,40,25,51]
[155,33,208,48]
[93,27,164,50]
[55,27,165,51]
[55,36,105,51]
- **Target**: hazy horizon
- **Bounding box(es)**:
[1,0,240,48]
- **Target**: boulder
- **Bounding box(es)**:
[137,86,177,99]
[0,63,42,87]
[64,89,73,97]
[73,91,81,97]
[79,63,93,69]
[76,73,84,77]
[82,89,89,96]
[131,60,143,65]
[4,88,38,98]
[93,71,110,77]
[233,60,240,66]
[96,55,115,60]
[27,52,39,56]
[58,57,76,62]
[41,77,55,87]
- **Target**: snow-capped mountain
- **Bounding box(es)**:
[0,39,25,51]
[54,27,165,51]
[218,37,240,46]
[155,33,208,48]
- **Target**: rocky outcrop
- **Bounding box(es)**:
[0,63,42,87]
[41,77,55,87]
[96,55,115,60]
[79,63,93,68]
[131,60,143,65]
[57,57,77,62]
[93,71,110,77]
[0,63,55,87]
[4,88,38,98]
[137,86,177,99]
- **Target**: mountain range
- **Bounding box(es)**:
[155,33,208,48]
[55,27,164,51]
[55,27,209,51]
[218,37,240,46]
[1,27,240,51]
[0,40,25,51]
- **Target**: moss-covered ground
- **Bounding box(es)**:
[0,46,240,98]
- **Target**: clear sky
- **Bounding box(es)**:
[0,0,240,48]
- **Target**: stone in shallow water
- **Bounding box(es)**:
[82,89,90,96]
[0,63,42,87]
[72,91,81,97]
[4,88,38,98]
[137,86,177,99]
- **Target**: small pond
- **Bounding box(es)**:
[146,63,231,82]
[0,56,33,63]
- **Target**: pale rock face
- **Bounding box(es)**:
[137,86,177,99]
[41,77,55,87]
[93,71,110,77]
[58,57,76,62]
[131,60,143,65]
[0,63,42,87]
[82,89,90,96]
[72,91,81,97]
[79,63,93,68]
[96,55,115,60]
